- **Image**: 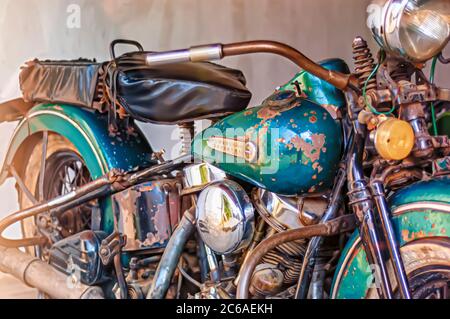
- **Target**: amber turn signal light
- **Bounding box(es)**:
[374,118,415,161]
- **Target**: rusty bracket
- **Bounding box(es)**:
[99,231,127,266]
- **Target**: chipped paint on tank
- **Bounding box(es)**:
[257,107,282,122]
[292,133,326,163]
[278,58,350,111]
[193,91,343,196]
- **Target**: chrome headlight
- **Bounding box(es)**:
[196,180,254,255]
[368,0,450,62]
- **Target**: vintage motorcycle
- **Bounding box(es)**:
[0,0,449,299]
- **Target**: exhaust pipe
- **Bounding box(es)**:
[147,208,196,299]
[0,246,104,299]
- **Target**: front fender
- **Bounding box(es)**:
[0,103,154,233]
[331,176,450,299]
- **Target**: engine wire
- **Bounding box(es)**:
[178,261,202,289]
[362,50,395,115]
[430,56,438,136]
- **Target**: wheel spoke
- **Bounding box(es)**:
[10,165,38,205]
[73,161,84,185]
[442,283,449,299]
[38,131,48,202]
[50,156,93,235]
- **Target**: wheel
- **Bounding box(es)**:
[18,133,93,257]
[367,238,450,299]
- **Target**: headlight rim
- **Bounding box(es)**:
[370,0,450,63]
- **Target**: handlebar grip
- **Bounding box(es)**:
[145,44,223,66]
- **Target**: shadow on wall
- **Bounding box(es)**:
[0,0,376,237]
[0,0,375,101]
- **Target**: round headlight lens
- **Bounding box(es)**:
[369,0,450,62]
[399,0,450,61]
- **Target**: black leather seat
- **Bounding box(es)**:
[113,53,252,124]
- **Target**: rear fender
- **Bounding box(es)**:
[0,103,154,233]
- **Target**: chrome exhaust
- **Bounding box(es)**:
[147,207,196,299]
[0,246,104,299]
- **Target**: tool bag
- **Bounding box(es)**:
[19,59,102,107]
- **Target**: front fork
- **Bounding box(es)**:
[347,133,411,299]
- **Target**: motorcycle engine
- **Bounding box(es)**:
[48,230,108,285]
[184,162,255,256]
[249,189,328,297]
[186,162,329,298]
[196,179,255,255]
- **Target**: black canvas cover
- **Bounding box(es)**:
[18,52,252,124]
[19,59,101,108]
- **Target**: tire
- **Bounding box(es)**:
[18,133,92,256]
[367,238,450,299]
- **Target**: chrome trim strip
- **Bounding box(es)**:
[392,202,450,215]
[9,109,105,174]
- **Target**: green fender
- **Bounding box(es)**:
[331,176,450,299]
[0,103,154,233]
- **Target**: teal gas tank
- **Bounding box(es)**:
[192,59,348,195]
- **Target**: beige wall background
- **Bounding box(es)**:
[0,0,448,238]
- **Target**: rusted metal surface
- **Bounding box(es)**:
[114,179,182,251]
[0,173,113,248]
[141,40,356,91]
[194,92,343,196]
[0,155,191,248]
[352,37,377,91]
[222,41,356,91]
[235,214,357,299]
[249,263,284,297]
[400,103,434,159]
